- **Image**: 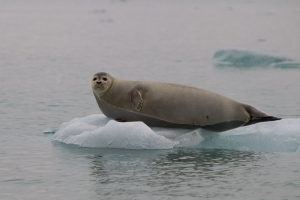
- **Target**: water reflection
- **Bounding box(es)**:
[89,149,266,198]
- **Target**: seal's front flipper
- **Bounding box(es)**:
[130,89,143,111]
[244,116,281,126]
[115,118,127,122]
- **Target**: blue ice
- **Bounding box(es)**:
[213,49,300,68]
[48,114,300,152]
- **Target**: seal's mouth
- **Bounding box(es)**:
[93,83,105,90]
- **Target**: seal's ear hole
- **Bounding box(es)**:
[103,77,107,81]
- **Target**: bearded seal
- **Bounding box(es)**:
[91,72,281,132]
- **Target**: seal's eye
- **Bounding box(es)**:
[93,77,97,81]
[103,77,107,81]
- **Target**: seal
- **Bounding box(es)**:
[91,72,281,132]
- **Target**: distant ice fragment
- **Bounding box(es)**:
[271,61,300,68]
[213,49,292,67]
[43,128,58,134]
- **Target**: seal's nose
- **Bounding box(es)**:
[96,81,102,84]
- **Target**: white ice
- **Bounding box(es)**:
[51,114,300,152]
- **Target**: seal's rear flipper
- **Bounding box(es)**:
[244,116,281,126]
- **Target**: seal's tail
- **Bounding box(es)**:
[243,104,282,126]
[244,116,281,126]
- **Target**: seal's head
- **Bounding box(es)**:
[91,72,114,97]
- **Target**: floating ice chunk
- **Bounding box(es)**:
[271,61,300,68]
[58,114,110,131]
[53,116,178,149]
[53,122,98,141]
[43,128,58,134]
[197,119,300,152]
[213,49,292,67]
[49,114,300,152]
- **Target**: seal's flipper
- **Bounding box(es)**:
[244,116,281,126]
[130,89,143,111]
[115,118,127,122]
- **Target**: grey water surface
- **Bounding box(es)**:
[1,0,300,199]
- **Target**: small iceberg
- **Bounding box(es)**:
[213,49,297,67]
[47,114,300,152]
[51,114,190,149]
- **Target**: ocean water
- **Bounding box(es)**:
[1,0,300,199]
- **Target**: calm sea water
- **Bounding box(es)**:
[1,0,300,199]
